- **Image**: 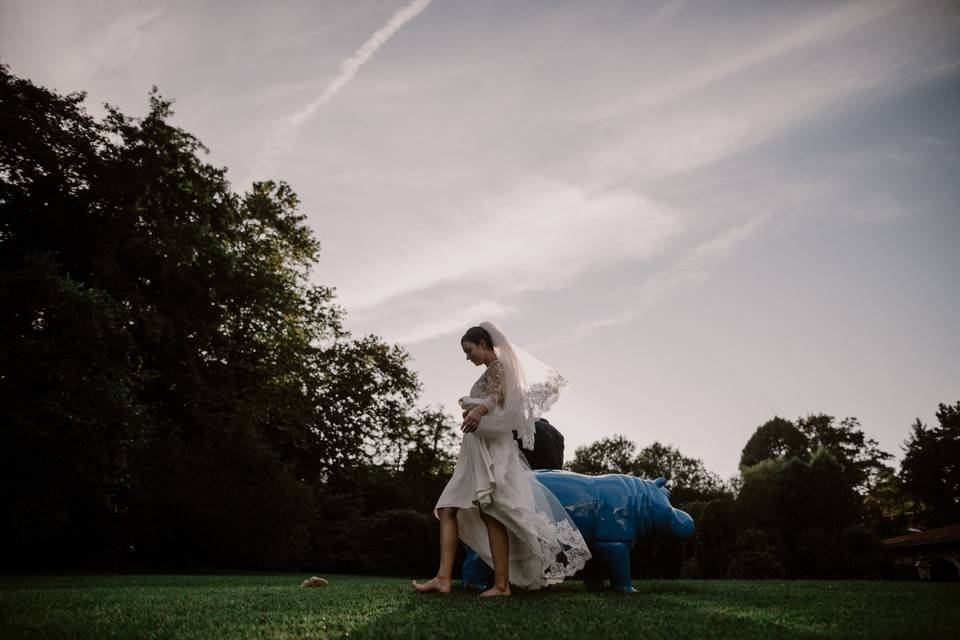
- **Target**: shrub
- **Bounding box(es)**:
[356,509,439,576]
[796,528,841,578]
[726,550,786,579]
[680,558,704,579]
[695,497,738,577]
[839,526,891,578]
[735,529,771,552]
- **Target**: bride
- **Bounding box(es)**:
[412,321,591,596]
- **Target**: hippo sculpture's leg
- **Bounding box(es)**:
[591,541,636,593]
[460,542,492,590]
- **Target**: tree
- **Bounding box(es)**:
[802,449,858,534]
[796,413,894,495]
[688,497,739,578]
[1,64,154,565]
[566,434,637,475]
[566,435,727,502]
[0,252,151,559]
[739,416,809,469]
[736,449,858,577]
[741,413,896,519]
[900,402,960,528]
[861,466,910,537]
[736,458,786,534]
[740,449,856,537]
[399,406,460,480]
[0,63,438,569]
[634,441,727,502]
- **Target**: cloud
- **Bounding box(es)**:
[255,0,433,175]
[546,211,773,347]
[586,0,914,122]
[576,0,928,189]
[282,0,951,341]
[61,6,164,84]
[391,300,519,345]
[249,0,950,355]
[334,179,683,313]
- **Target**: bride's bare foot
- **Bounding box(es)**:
[479,585,511,597]
[411,577,451,593]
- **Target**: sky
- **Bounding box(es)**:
[2,0,958,480]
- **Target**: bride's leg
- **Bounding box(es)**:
[478,508,511,596]
[412,507,458,593]
[437,507,460,581]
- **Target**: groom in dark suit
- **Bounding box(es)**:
[514,418,565,470]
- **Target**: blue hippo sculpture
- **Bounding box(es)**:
[461,469,695,593]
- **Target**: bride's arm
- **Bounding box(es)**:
[461,403,487,432]
[480,360,504,410]
[463,361,509,434]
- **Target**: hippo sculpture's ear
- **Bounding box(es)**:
[655,476,671,496]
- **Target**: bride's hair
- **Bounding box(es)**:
[461,326,494,349]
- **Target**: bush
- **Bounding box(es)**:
[735,529,771,552]
[680,558,703,579]
[839,526,891,578]
[796,528,842,578]
[355,509,439,576]
[695,498,738,577]
[726,551,786,579]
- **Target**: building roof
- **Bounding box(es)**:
[883,523,960,548]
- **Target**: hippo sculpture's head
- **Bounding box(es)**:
[633,476,695,539]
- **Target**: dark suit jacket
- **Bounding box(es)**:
[514,419,565,470]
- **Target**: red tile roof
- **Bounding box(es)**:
[883,523,960,548]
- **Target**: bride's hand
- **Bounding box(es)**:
[461,406,487,433]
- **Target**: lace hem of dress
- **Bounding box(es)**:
[529,510,592,588]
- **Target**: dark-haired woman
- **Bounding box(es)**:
[412,321,590,596]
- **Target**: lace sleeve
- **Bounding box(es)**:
[480,360,504,410]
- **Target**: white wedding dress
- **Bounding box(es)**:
[434,359,591,589]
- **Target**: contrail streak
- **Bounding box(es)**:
[256,0,433,176]
[289,0,433,125]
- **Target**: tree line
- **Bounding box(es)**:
[2,64,956,579]
[565,406,959,579]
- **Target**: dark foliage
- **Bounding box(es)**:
[838,526,892,579]
[0,63,458,571]
[900,402,960,528]
[739,416,809,469]
[797,413,894,495]
[727,551,786,579]
[566,435,730,502]
[684,498,738,578]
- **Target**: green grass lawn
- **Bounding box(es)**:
[1,574,957,639]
